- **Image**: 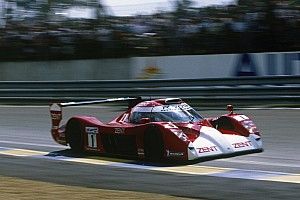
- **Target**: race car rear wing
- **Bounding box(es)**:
[49,97,143,145]
[58,97,139,107]
[50,97,139,123]
[50,97,141,123]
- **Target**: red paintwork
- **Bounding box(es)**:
[50,99,260,161]
[223,113,260,137]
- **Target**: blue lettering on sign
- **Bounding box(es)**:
[234,53,258,76]
[233,52,300,76]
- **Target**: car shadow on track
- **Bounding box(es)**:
[44,148,263,167]
[44,149,190,167]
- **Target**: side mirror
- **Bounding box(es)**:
[139,118,151,124]
[227,104,234,114]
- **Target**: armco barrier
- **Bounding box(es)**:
[0,75,299,89]
[0,76,299,106]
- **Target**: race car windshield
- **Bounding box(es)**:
[130,103,203,123]
[151,109,203,123]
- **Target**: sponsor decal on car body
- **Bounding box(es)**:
[197,146,218,153]
[166,150,184,157]
[114,127,125,134]
[85,127,99,134]
[85,127,99,148]
[137,148,144,156]
[232,141,252,148]
[233,115,249,122]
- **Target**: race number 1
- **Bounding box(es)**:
[86,127,99,148]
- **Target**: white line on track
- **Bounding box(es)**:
[216,159,300,168]
[0,140,66,149]
[2,141,296,168]
[0,146,299,184]
[2,140,297,169]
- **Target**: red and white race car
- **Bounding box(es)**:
[50,97,263,162]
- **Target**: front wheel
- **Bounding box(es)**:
[143,126,164,162]
[66,119,83,153]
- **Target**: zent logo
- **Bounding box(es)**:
[197,146,218,153]
[232,141,252,148]
[115,127,125,134]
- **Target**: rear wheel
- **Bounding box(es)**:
[144,126,164,161]
[66,120,83,153]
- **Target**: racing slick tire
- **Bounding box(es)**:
[66,119,84,153]
[144,126,164,162]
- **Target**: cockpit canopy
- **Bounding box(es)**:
[129,101,203,124]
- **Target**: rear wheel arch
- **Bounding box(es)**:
[212,116,235,131]
[66,118,84,152]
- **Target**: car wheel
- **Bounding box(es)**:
[144,126,164,161]
[66,119,83,153]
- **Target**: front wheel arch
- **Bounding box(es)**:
[143,125,164,161]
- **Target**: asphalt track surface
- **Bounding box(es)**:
[0,105,299,200]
